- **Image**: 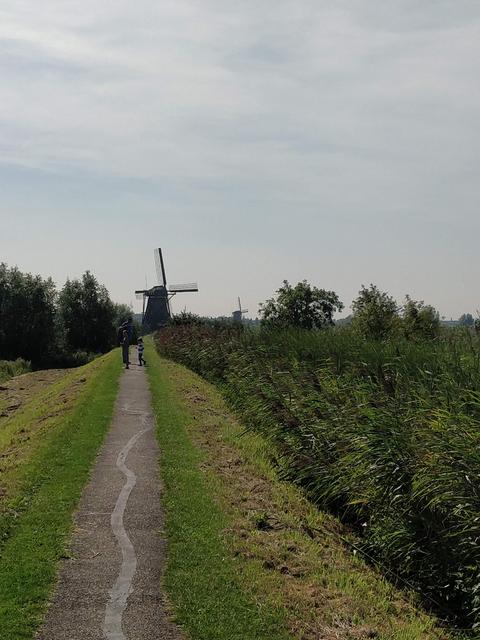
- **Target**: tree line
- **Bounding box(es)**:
[173,280,478,341]
[258,280,479,340]
[0,263,132,367]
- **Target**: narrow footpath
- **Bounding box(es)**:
[36,352,183,640]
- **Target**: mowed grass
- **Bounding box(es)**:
[145,339,292,640]
[0,350,122,640]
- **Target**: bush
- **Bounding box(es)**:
[48,350,97,368]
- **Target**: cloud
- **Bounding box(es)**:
[1,1,479,316]
[1,2,479,181]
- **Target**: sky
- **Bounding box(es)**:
[1,0,479,319]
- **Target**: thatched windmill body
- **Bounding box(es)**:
[136,248,198,332]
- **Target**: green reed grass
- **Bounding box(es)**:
[0,358,31,383]
[156,324,480,631]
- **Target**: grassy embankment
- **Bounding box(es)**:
[156,324,480,634]
[146,338,449,640]
[0,350,122,640]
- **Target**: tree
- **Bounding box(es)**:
[0,263,56,365]
[113,303,133,329]
[58,271,116,353]
[402,296,440,341]
[459,313,474,327]
[351,284,398,340]
[259,280,343,330]
[113,302,140,344]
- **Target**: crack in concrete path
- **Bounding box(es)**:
[104,408,152,640]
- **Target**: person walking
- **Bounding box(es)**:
[121,329,130,369]
[137,337,146,366]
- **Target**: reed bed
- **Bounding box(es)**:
[0,358,31,383]
[156,324,480,630]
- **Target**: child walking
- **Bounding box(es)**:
[137,337,146,366]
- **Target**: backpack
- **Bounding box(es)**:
[117,325,125,345]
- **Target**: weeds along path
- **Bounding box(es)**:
[145,339,450,640]
[35,355,182,640]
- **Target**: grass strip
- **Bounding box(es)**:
[145,339,292,640]
[0,350,123,639]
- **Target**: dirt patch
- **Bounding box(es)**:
[0,369,66,420]
[0,360,107,501]
[169,363,447,640]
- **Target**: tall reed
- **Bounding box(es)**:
[156,324,480,628]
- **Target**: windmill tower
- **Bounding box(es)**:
[232,297,248,322]
[135,248,198,332]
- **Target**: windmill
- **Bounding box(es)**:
[135,248,198,332]
[232,297,248,322]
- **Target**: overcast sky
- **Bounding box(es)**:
[1,1,479,319]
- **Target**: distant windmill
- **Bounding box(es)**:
[232,297,248,322]
[135,248,198,332]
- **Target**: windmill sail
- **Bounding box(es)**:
[169,283,198,292]
[154,248,167,287]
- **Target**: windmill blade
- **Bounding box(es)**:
[168,283,198,293]
[135,292,145,300]
[154,248,167,287]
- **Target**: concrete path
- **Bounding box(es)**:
[36,353,183,640]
